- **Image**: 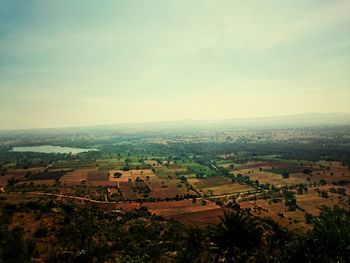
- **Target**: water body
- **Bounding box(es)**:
[12,145,98,154]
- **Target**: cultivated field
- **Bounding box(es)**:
[234,169,307,186]
[2,159,350,231]
[188,176,253,196]
[111,199,225,227]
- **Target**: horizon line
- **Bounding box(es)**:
[1,111,350,132]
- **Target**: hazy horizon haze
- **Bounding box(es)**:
[1,1,350,129]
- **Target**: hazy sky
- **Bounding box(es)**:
[1,0,350,129]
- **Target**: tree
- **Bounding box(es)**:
[208,209,262,261]
[114,172,122,178]
[282,172,290,179]
[0,226,34,262]
[284,191,297,211]
[177,227,203,262]
[320,190,328,198]
[302,169,311,175]
[58,205,100,261]
[287,206,350,262]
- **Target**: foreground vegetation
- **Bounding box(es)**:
[0,195,349,262]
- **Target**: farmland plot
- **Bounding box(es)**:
[188,176,253,196]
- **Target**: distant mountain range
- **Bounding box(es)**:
[82,112,350,130]
[212,112,350,128]
[1,112,350,133]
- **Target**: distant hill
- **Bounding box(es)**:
[99,112,350,131]
[1,112,350,134]
[216,112,350,128]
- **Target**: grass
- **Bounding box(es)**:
[186,163,216,176]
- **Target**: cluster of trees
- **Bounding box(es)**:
[284,190,297,211]
[0,221,34,262]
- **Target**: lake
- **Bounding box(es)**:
[12,145,98,154]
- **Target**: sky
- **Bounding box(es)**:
[1,0,350,129]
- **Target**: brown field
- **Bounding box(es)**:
[109,170,134,184]
[188,176,233,188]
[188,176,253,196]
[296,188,347,216]
[234,162,273,170]
[239,199,309,232]
[170,208,225,226]
[60,169,111,186]
[288,165,350,185]
[233,161,350,187]
[116,199,223,226]
[203,184,252,196]
[118,181,139,200]
[60,169,90,186]
[149,177,196,199]
[150,186,195,199]
[145,199,223,226]
[109,169,156,183]
[107,169,197,200]
[98,199,224,226]
[238,186,349,232]
[86,170,109,181]
[235,169,307,186]
[234,161,309,173]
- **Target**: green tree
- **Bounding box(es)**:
[208,209,262,262]
[285,206,350,262]
[58,205,100,262]
[0,226,34,263]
